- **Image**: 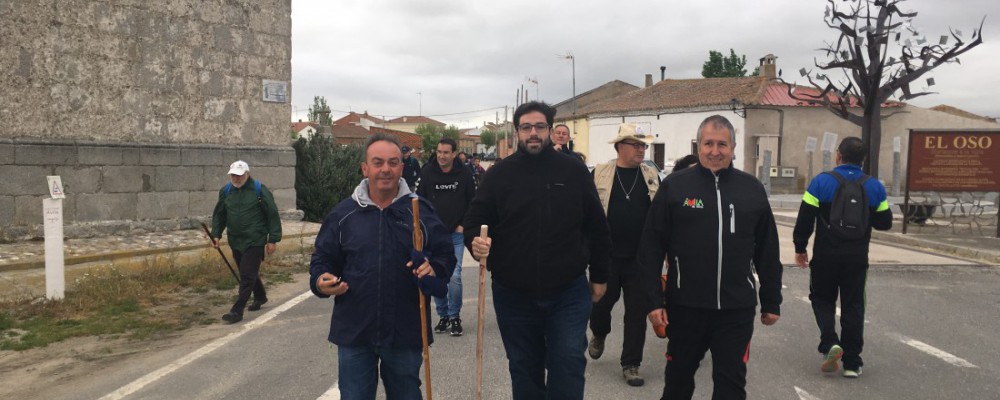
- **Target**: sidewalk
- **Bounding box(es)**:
[769,194,1000,265]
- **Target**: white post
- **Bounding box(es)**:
[43,198,65,300]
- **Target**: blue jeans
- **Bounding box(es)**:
[434,232,464,319]
[337,345,423,400]
[492,275,592,400]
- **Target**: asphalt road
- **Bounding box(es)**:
[28,226,1000,400]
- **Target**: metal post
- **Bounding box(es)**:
[762,150,772,196]
[892,151,901,197]
[822,151,831,172]
[807,151,814,180]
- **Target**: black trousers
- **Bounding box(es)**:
[230,246,267,315]
[809,257,868,370]
[589,256,647,367]
[661,305,755,400]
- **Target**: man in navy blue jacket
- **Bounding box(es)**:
[310,133,456,399]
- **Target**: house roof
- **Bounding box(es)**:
[328,124,372,139]
[553,80,640,121]
[386,116,446,126]
[290,121,317,132]
[369,126,424,151]
[930,104,997,123]
[332,112,385,126]
[759,84,903,108]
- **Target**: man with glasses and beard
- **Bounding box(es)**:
[463,101,612,399]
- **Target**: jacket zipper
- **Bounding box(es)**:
[376,210,383,346]
[730,203,735,234]
[714,174,723,310]
[675,256,681,288]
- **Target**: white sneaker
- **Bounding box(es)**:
[843,367,862,378]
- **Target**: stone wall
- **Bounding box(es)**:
[0,0,296,241]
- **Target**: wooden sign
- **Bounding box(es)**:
[906,130,1000,191]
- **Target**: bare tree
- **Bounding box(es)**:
[779,0,984,177]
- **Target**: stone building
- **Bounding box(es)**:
[0,0,294,241]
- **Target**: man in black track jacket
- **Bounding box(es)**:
[638,115,783,400]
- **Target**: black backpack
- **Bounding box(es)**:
[822,171,871,241]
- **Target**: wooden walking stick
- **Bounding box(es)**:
[411,197,433,400]
[200,222,240,283]
[475,225,489,400]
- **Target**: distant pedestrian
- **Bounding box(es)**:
[552,123,584,162]
[464,101,612,399]
[589,123,660,387]
[310,133,456,399]
[671,154,699,173]
[471,156,486,186]
[793,137,892,379]
[210,160,282,324]
[401,146,421,190]
[638,115,783,400]
[416,138,476,337]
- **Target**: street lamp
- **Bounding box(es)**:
[563,52,577,139]
[526,76,538,100]
[417,92,422,116]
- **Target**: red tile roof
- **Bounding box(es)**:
[929,104,997,123]
[290,121,317,132]
[328,124,371,141]
[386,116,445,126]
[370,126,425,151]
[333,112,385,126]
[759,84,903,108]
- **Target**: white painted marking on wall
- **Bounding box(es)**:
[99,291,315,400]
[795,386,823,400]
[317,382,340,400]
[896,335,978,368]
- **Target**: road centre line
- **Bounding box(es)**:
[99,290,314,400]
[317,382,341,400]
[795,386,824,400]
[893,334,978,368]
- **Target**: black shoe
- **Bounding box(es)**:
[623,365,645,387]
[588,336,605,359]
[248,298,268,311]
[449,318,464,336]
[222,312,243,324]
[434,317,451,333]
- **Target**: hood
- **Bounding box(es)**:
[351,178,413,208]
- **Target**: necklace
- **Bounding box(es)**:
[615,167,640,200]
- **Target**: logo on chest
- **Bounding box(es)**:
[682,198,704,209]
[435,181,459,191]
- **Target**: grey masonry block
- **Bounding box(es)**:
[103,165,155,193]
[0,141,12,164]
[0,165,51,195]
[55,166,102,194]
[189,190,219,215]
[271,188,296,211]
[252,166,295,190]
[137,191,188,220]
[237,148,282,166]
[123,147,141,165]
[276,149,296,166]
[14,195,42,225]
[154,166,205,191]
[0,196,13,226]
[139,146,180,165]
[15,143,78,165]
[76,193,138,221]
[222,149,239,164]
[78,145,123,165]
[181,147,224,166]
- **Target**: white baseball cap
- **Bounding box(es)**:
[228,160,250,175]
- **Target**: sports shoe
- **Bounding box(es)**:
[588,336,605,360]
[248,298,268,311]
[222,312,243,324]
[623,365,644,387]
[449,318,464,336]
[434,317,451,333]
[821,344,844,373]
[843,367,862,378]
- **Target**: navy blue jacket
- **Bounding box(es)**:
[309,179,456,348]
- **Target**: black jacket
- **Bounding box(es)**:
[463,146,612,296]
[637,163,783,315]
[402,156,421,189]
[416,159,477,231]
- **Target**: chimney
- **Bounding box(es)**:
[645,74,653,88]
[759,54,778,79]
[660,66,666,81]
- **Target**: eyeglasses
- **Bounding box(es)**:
[518,123,550,133]
[619,141,648,150]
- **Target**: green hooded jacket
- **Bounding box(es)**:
[211,177,282,252]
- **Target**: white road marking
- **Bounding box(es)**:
[895,334,978,368]
[317,382,340,400]
[99,290,315,400]
[795,386,824,400]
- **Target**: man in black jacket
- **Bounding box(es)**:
[416,137,477,337]
[464,101,612,400]
[401,146,420,190]
[638,115,783,400]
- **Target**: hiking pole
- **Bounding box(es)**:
[200,222,240,283]
[411,198,433,400]
[475,225,489,400]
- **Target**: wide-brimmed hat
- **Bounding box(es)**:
[608,123,654,144]
[228,160,250,175]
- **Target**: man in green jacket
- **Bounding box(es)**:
[211,160,282,323]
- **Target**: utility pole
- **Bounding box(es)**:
[563,52,576,136]
[417,92,422,116]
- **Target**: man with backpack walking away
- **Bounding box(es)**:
[211,160,283,324]
[793,137,893,378]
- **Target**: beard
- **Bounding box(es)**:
[519,136,552,155]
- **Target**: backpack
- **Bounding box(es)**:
[822,171,871,241]
[224,179,263,210]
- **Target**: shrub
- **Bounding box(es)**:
[294,135,364,222]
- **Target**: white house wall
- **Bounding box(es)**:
[588,111,746,169]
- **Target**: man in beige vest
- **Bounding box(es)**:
[589,123,660,387]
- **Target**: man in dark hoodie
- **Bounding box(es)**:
[416,137,477,337]
[464,101,612,399]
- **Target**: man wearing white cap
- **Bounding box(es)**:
[211,160,283,323]
[588,123,660,387]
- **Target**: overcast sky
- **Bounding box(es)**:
[290,0,1000,127]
